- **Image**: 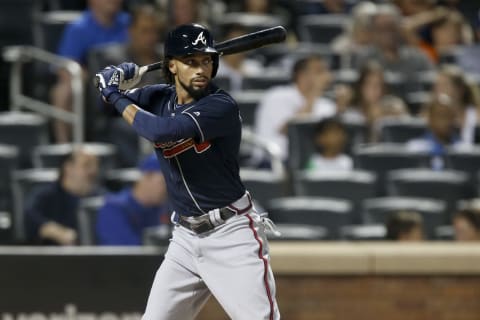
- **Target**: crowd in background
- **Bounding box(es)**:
[1,0,480,245]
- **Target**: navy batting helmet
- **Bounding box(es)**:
[163,24,219,82]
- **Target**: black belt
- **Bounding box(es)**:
[177,207,238,234]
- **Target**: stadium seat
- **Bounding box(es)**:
[353,143,430,195]
[33,10,82,53]
[340,224,386,241]
[32,142,118,174]
[11,168,58,240]
[293,170,376,223]
[362,197,446,239]
[143,225,173,246]
[265,223,329,241]
[0,112,49,168]
[240,169,287,210]
[386,169,469,222]
[298,14,348,44]
[378,117,427,143]
[446,146,480,197]
[232,90,264,129]
[241,74,290,90]
[77,196,104,245]
[0,144,19,212]
[212,75,232,92]
[435,225,454,240]
[0,211,13,244]
[104,168,141,192]
[267,197,353,239]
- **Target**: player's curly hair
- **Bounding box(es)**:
[162,58,174,85]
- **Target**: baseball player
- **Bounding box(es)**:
[95,24,280,320]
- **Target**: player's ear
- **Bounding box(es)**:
[169,60,177,75]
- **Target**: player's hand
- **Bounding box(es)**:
[95,65,123,102]
[117,62,143,90]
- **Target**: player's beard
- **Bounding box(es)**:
[179,77,209,101]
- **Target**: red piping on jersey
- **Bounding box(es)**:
[246,214,274,320]
[228,192,253,214]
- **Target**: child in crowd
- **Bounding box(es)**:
[305,118,353,171]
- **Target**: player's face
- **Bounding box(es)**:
[170,54,214,101]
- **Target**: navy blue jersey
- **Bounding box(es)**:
[123,84,246,216]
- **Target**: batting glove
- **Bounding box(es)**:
[117,62,142,90]
[95,65,123,102]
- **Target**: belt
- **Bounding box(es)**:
[176,193,253,234]
[177,207,238,234]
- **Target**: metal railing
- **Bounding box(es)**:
[3,45,84,143]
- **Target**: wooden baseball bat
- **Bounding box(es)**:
[94,26,286,88]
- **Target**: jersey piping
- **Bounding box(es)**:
[174,156,207,214]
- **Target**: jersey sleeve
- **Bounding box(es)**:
[181,93,240,142]
[123,84,170,109]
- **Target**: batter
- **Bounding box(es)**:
[95,23,280,320]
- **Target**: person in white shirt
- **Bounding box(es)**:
[305,117,353,171]
[254,55,335,161]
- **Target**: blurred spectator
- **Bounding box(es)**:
[96,154,169,246]
[385,211,424,241]
[431,65,480,144]
[51,0,130,143]
[24,149,99,245]
[394,0,434,17]
[354,4,433,98]
[454,11,480,75]
[216,24,264,93]
[453,208,480,241]
[338,61,409,141]
[92,4,164,167]
[167,0,208,26]
[305,118,352,171]
[407,97,463,170]
[296,0,352,15]
[403,8,473,64]
[254,55,335,160]
[332,1,377,60]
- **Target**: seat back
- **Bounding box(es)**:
[0,112,49,168]
[267,197,353,239]
[33,143,117,175]
[379,117,427,143]
[387,169,469,220]
[0,145,19,211]
[12,168,59,240]
[354,143,430,195]
[77,196,104,245]
[298,14,348,44]
[240,169,287,209]
[362,196,447,239]
[294,170,376,223]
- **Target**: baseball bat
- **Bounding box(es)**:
[94,26,286,88]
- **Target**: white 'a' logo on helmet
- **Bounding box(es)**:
[192,31,207,46]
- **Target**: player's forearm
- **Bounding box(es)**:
[108,92,196,142]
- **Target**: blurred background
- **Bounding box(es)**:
[0,0,480,319]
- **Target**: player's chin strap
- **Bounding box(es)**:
[258,211,281,237]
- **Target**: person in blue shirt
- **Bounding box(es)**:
[51,0,130,143]
[407,96,463,170]
[96,154,169,245]
[95,24,280,320]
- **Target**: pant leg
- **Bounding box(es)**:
[142,227,211,320]
[198,212,280,320]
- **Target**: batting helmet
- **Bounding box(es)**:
[163,24,219,82]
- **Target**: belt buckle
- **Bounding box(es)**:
[181,214,214,234]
